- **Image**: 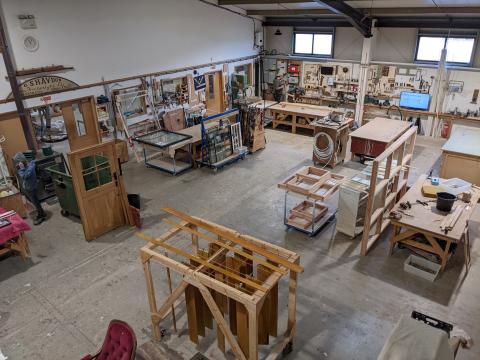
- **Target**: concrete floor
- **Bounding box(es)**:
[0,129,479,360]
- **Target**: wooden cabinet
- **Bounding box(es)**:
[0,187,26,218]
[440,125,480,185]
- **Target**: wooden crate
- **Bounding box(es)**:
[287,201,328,229]
[138,208,304,360]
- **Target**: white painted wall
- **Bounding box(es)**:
[265,26,480,66]
[0,0,260,102]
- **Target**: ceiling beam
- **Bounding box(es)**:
[264,16,480,29]
[218,0,305,4]
[313,0,371,37]
[375,17,480,29]
[264,17,353,28]
[247,7,480,16]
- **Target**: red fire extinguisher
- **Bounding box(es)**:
[441,121,450,138]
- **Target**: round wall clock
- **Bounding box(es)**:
[23,35,39,52]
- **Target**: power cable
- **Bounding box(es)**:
[313,132,335,167]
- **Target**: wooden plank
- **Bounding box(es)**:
[214,272,226,353]
[248,307,259,360]
[236,302,249,357]
[196,281,247,360]
[163,218,287,275]
[257,264,271,345]
[137,232,267,292]
[349,117,411,144]
[142,246,252,305]
[185,284,200,344]
[142,260,161,340]
[162,208,304,273]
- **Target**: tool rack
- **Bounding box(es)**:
[278,166,344,236]
[138,208,304,360]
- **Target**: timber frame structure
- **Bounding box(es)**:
[139,208,304,360]
[361,126,417,256]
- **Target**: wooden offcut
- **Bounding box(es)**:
[138,208,303,360]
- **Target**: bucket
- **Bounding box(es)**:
[127,194,141,228]
[41,145,53,156]
[436,192,456,212]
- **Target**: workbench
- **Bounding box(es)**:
[0,208,31,261]
[440,125,480,185]
[389,175,479,271]
[349,117,411,160]
[270,102,333,134]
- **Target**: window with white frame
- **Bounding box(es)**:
[415,34,476,65]
[293,32,334,57]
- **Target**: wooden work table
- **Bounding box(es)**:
[349,117,412,159]
[270,102,334,134]
[440,125,480,185]
[389,174,480,270]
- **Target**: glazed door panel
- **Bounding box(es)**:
[62,97,101,151]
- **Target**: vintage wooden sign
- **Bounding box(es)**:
[7,75,79,99]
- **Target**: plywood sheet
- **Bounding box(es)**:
[269,102,332,118]
[349,117,411,144]
[0,113,29,175]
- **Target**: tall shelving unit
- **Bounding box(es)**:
[200,109,246,172]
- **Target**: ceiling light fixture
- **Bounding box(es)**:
[274,28,282,36]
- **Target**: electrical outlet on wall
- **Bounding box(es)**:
[18,14,36,29]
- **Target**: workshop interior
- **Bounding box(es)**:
[1,1,480,359]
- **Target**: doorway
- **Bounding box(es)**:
[205,71,224,115]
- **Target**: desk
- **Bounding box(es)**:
[389,175,479,270]
[440,125,480,185]
[270,102,333,134]
[0,208,31,260]
[349,117,411,159]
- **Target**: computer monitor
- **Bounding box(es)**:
[399,92,430,111]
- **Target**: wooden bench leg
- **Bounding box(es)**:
[463,228,471,271]
[440,240,452,271]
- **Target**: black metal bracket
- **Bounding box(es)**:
[313,0,372,37]
[411,311,453,336]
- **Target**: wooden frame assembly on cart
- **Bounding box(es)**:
[139,208,304,360]
[361,126,417,256]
